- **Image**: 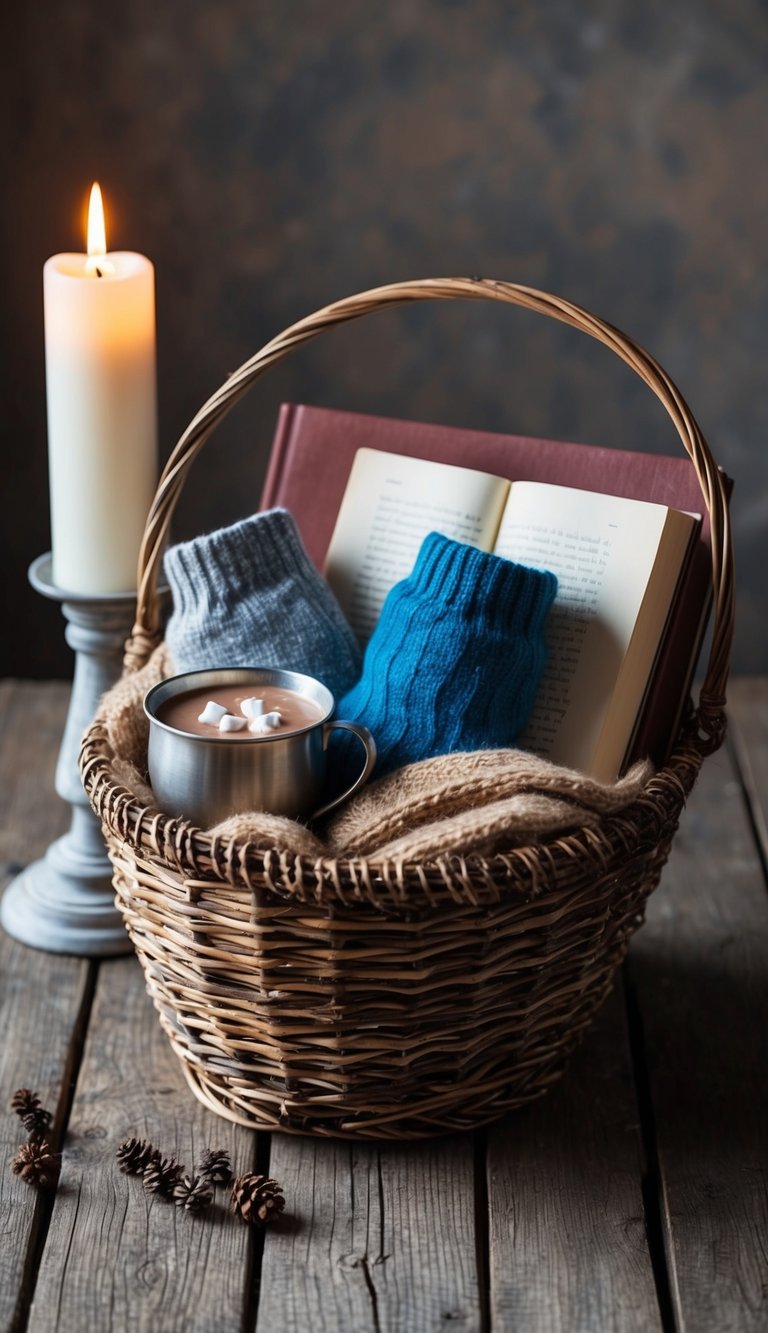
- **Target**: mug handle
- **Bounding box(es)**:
[311,721,378,821]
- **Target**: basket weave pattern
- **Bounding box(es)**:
[81,279,733,1140]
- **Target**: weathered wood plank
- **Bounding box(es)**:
[0,681,92,1333]
[0,681,71,876]
[27,954,257,1332]
[629,743,768,1332]
[727,677,768,866]
[258,1132,482,1332]
[486,984,661,1333]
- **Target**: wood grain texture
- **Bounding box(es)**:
[258,1133,481,1332]
[27,955,256,1333]
[727,677,768,864]
[629,741,768,1332]
[0,681,91,1333]
[486,984,661,1333]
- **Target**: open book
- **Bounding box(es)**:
[261,404,727,773]
[323,449,701,783]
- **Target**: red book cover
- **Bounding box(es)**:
[261,403,729,767]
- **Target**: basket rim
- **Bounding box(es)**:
[80,707,703,908]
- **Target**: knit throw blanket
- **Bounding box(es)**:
[101,647,653,864]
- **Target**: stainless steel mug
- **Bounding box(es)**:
[144,667,376,826]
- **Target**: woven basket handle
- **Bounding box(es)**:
[129,277,733,752]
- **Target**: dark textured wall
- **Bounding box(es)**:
[2,0,766,677]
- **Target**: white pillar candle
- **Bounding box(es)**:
[43,183,157,593]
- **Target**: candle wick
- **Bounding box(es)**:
[95,266,104,278]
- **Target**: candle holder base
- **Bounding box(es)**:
[0,554,144,957]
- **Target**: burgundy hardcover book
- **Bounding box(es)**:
[260,403,729,767]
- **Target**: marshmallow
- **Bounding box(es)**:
[240,696,265,720]
[219,713,248,733]
[198,700,228,726]
[248,711,282,735]
[247,717,271,735]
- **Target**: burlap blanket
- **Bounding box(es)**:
[101,645,652,863]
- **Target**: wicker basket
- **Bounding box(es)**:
[80,278,733,1141]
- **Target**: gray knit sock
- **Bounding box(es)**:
[163,508,362,699]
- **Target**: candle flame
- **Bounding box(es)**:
[87,182,107,257]
[85,183,114,274]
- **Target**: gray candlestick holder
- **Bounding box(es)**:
[1,553,139,955]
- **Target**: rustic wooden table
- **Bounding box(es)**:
[1,679,766,1333]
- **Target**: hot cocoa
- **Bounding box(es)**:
[145,667,375,825]
[158,683,326,739]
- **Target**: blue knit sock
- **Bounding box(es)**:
[336,532,557,777]
[164,508,362,699]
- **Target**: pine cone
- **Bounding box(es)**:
[11,1140,61,1189]
[22,1108,53,1140]
[173,1173,214,1213]
[115,1137,155,1176]
[11,1088,38,1117]
[143,1152,183,1198]
[11,1089,51,1124]
[197,1148,232,1187]
[231,1173,285,1226]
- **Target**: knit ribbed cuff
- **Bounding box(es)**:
[410,532,557,634]
[163,509,315,610]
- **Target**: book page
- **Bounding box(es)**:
[324,449,509,641]
[493,481,680,779]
